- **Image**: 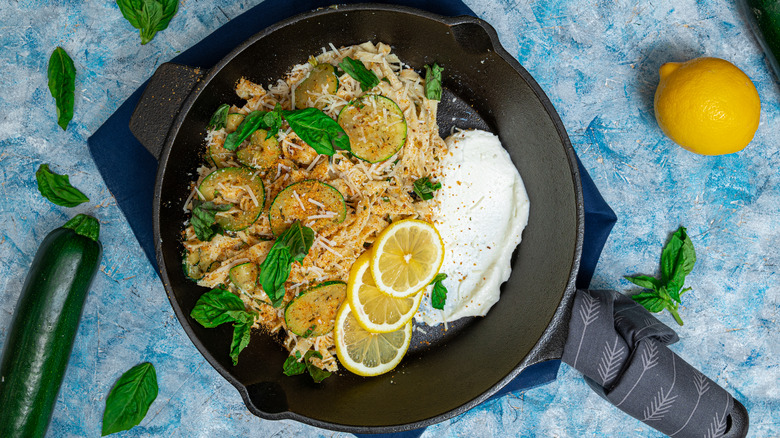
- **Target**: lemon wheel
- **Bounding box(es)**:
[370,219,444,298]
[334,303,412,376]
[348,253,424,333]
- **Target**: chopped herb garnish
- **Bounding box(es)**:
[413,176,442,200]
[338,57,379,91]
[190,199,232,241]
[430,273,448,309]
[424,63,443,101]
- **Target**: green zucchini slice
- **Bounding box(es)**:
[294,64,339,110]
[268,179,346,235]
[225,113,245,133]
[284,281,347,337]
[229,262,258,292]
[337,94,407,163]
[208,140,233,168]
[236,129,281,171]
[182,248,220,281]
[198,167,265,231]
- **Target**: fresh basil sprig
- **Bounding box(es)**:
[116,0,179,45]
[338,57,379,92]
[190,288,255,365]
[283,108,350,156]
[430,273,448,310]
[190,199,232,241]
[424,63,443,101]
[101,362,158,436]
[625,226,696,326]
[208,104,230,130]
[48,47,76,131]
[412,176,441,200]
[282,350,332,383]
[259,221,314,307]
[36,164,89,207]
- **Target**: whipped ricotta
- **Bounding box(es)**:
[415,130,530,325]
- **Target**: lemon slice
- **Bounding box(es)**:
[348,253,424,333]
[333,302,412,376]
[370,219,444,298]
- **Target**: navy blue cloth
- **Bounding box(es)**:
[87,0,617,436]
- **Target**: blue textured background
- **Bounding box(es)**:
[1,0,778,436]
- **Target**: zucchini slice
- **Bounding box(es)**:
[294,64,339,110]
[182,248,220,281]
[268,179,346,235]
[208,140,234,168]
[198,167,265,231]
[229,262,258,292]
[236,129,281,171]
[284,281,347,337]
[225,113,245,133]
[337,94,407,163]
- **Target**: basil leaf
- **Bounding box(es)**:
[208,104,230,130]
[48,47,76,131]
[190,288,247,328]
[263,104,284,140]
[224,110,265,151]
[304,351,332,383]
[116,0,179,45]
[338,57,379,91]
[101,362,158,436]
[423,63,443,101]
[623,274,660,291]
[190,199,232,241]
[661,226,696,302]
[258,221,314,307]
[283,108,350,156]
[230,321,253,366]
[413,176,441,201]
[630,290,667,313]
[36,164,89,207]
[430,273,448,310]
[283,351,306,376]
[190,288,255,364]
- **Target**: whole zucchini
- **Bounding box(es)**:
[0,214,102,437]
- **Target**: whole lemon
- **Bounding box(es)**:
[654,57,760,155]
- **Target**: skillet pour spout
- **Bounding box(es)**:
[129,3,748,436]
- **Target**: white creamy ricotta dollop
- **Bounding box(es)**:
[415,130,530,326]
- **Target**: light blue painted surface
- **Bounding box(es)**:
[0,0,778,436]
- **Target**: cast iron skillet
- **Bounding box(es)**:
[129,4,747,435]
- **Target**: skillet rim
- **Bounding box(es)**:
[152,3,584,432]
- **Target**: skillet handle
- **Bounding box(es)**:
[561,289,749,437]
[129,63,204,160]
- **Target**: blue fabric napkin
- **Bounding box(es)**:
[86,0,618,435]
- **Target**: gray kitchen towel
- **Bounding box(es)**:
[562,289,733,437]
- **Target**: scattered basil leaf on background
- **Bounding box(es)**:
[259,221,314,307]
[47,47,76,131]
[624,226,696,325]
[208,104,230,130]
[338,57,379,91]
[430,273,448,310]
[424,63,443,101]
[282,350,331,383]
[413,176,441,200]
[283,108,350,156]
[190,288,255,365]
[116,0,179,45]
[190,199,232,241]
[101,362,158,436]
[36,164,90,207]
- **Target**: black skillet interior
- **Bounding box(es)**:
[152,4,583,432]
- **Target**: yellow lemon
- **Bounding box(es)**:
[348,253,424,333]
[654,57,760,155]
[370,219,445,298]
